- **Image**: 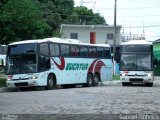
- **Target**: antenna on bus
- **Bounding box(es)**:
[80,0,96,9]
[129,24,132,39]
[122,27,125,42]
[142,22,146,40]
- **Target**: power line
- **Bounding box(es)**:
[93,6,160,10]
[123,24,160,28]
[42,13,160,18]
[105,14,160,18]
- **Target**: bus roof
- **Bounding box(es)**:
[0,45,7,47]
[154,39,160,43]
[9,37,110,47]
[121,40,152,45]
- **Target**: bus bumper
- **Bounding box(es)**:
[6,80,40,88]
[121,76,154,84]
[120,71,154,85]
[120,77,154,84]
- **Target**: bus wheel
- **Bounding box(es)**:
[86,74,93,87]
[146,83,153,87]
[46,75,56,90]
[19,87,28,91]
[122,82,128,86]
[62,84,76,89]
[94,74,100,86]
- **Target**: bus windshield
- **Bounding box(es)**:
[120,54,152,71]
[7,43,37,55]
[0,46,7,54]
[7,54,37,74]
[122,45,152,53]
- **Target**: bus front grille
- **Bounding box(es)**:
[14,82,28,87]
[12,78,29,81]
[128,75,144,76]
[129,78,143,83]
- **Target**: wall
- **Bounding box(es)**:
[60,25,121,45]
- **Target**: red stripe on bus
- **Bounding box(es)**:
[94,61,106,73]
[51,57,65,70]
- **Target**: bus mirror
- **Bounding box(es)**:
[120,60,124,66]
[0,59,2,66]
[111,56,113,61]
[2,59,4,66]
[153,58,157,66]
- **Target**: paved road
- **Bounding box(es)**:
[0,77,160,120]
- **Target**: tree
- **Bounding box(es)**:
[72,6,106,25]
[36,0,61,31]
[0,0,51,45]
[0,0,107,45]
[52,0,74,21]
[37,0,74,35]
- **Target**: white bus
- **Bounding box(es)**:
[6,37,113,89]
[0,45,7,72]
[120,40,156,87]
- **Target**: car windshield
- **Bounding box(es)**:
[120,54,152,71]
[6,54,37,74]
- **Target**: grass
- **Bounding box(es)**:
[113,74,120,80]
[0,73,7,87]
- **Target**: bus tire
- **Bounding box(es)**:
[94,74,100,86]
[19,87,28,91]
[146,83,153,87]
[122,82,128,86]
[45,74,56,90]
[62,84,76,88]
[86,74,94,87]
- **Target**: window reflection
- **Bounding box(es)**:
[121,54,151,71]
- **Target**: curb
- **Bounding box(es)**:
[0,80,122,93]
[0,87,8,93]
[0,87,17,93]
[100,80,121,86]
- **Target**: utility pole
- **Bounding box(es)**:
[113,0,117,75]
[80,0,83,6]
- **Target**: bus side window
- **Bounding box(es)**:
[97,47,104,58]
[89,47,97,58]
[104,48,111,59]
[60,44,70,57]
[38,56,50,71]
[70,45,79,57]
[40,43,49,56]
[50,43,60,56]
[80,46,88,57]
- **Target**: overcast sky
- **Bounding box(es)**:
[74,0,160,41]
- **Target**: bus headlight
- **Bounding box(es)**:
[7,75,13,81]
[31,76,38,80]
[147,74,152,77]
[122,74,125,76]
[120,73,127,76]
[7,78,11,81]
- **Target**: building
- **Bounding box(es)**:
[60,24,122,45]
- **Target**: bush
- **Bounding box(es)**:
[0,78,7,87]
[0,73,7,87]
